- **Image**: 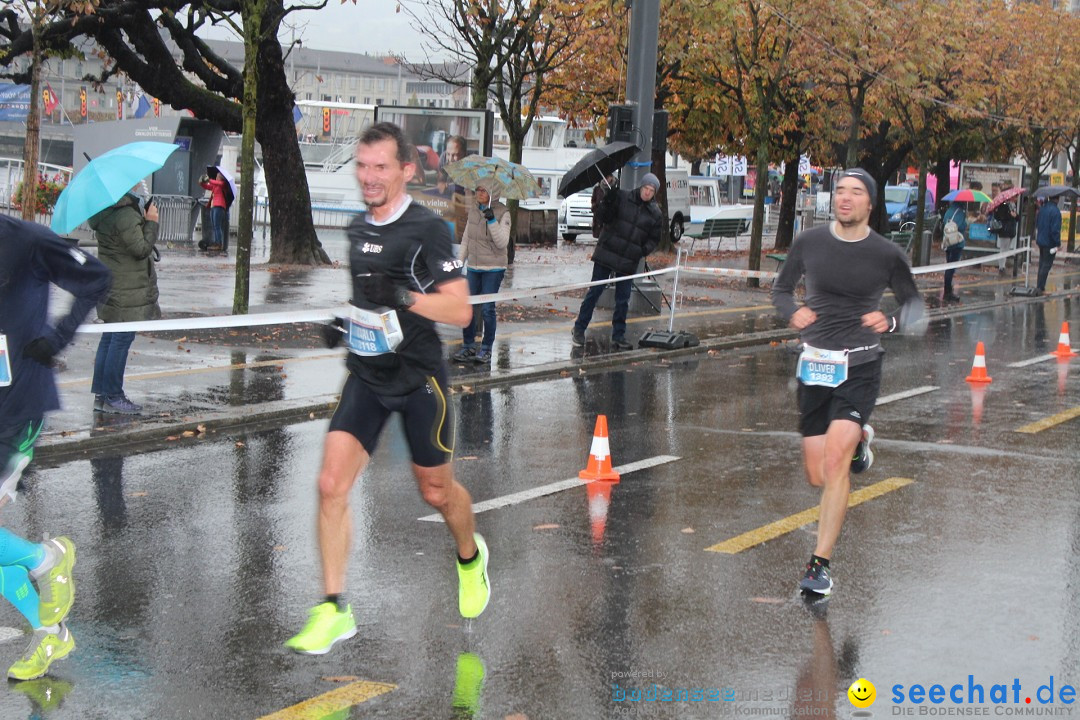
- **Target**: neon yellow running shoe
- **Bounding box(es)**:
[457,533,491,619]
[284,602,357,655]
[7,624,75,681]
[36,537,76,627]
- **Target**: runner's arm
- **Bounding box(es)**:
[770,239,804,322]
[31,230,111,350]
[408,276,472,328]
[887,255,925,334]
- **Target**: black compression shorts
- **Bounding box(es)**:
[328,366,455,467]
[797,357,883,437]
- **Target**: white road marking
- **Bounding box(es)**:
[876,385,939,406]
[418,455,681,522]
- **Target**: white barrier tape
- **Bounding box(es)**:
[76,308,338,334]
[469,266,675,304]
[76,267,678,334]
[910,247,1027,275]
[680,264,778,280]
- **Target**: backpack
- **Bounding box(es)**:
[941,210,964,249]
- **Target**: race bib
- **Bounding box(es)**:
[345,306,404,356]
[0,334,11,387]
[797,344,849,388]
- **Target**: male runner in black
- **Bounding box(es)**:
[772,168,923,596]
[286,122,490,654]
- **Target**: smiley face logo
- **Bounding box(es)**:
[848,678,877,708]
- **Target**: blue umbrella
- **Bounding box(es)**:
[442,155,539,200]
[51,141,180,234]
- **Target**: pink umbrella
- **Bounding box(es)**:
[986,186,1026,213]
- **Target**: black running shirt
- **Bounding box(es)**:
[345,200,463,395]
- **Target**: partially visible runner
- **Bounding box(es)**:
[0,215,111,679]
[286,122,491,654]
[771,169,924,597]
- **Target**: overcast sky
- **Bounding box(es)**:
[200,1,439,59]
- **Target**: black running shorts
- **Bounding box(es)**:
[328,366,455,467]
[797,357,882,437]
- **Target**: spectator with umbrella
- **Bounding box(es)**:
[1035,193,1063,294]
[986,181,1023,273]
[199,165,236,253]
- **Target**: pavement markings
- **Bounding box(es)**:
[418,454,681,522]
[1015,406,1080,434]
[875,385,939,405]
[257,680,397,720]
[705,477,915,554]
[1007,354,1058,368]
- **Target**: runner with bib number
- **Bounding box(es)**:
[772,168,924,598]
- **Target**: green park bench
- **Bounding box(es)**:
[766,252,787,271]
[684,217,750,255]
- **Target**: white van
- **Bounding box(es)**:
[558,168,691,242]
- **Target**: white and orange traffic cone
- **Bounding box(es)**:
[579,415,620,482]
[1052,322,1077,359]
[965,342,993,384]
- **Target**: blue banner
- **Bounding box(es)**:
[0,84,31,121]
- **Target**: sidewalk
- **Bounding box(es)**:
[36,228,1069,460]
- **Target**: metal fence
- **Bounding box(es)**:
[154,195,202,244]
[254,197,363,238]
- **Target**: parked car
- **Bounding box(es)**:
[885,185,935,231]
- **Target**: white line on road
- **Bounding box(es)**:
[876,386,939,406]
[1007,354,1057,368]
[418,454,681,522]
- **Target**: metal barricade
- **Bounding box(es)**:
[153,195,201,245]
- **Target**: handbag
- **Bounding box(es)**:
[988,218,1004,233]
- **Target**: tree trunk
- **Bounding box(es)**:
[234,2,261,314]
[1024,133,1043,240]
[775,150,800,251]
[913,155,929,266]
[506,106,524,265]
[746,142,769,288]
[256,30,328,265]
[21,23,42,222]
[933,157,950,215]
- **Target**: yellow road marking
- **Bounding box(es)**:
[705,477,915,554]
[257,680,397,720]
[1015,406,1080,434]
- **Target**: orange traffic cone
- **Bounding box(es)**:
[965,342,993,384]
[1052,322,1077,358]
[579,415,620,482]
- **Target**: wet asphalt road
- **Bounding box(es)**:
[1,298,1078,720]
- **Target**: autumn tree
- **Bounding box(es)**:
[0,0,332,269]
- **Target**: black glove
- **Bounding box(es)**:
[321,317,345,349]
[22,337,57,367]
[482,207,495,222]
[362,273,415,310]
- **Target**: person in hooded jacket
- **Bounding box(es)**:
[87,191,161,415]
[452,183,511,365]
[571,173,663,351]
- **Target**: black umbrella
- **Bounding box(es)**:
[1033,185,1080,200]
[557,141,641,197]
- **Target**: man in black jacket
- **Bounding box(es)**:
[1,215,111,680]
[571,173,664,351]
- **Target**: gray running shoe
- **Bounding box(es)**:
[799,559,833,596]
